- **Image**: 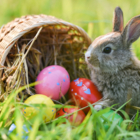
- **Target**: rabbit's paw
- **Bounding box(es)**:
[94,104,103,111]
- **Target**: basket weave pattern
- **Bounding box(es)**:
[0,14,92,100]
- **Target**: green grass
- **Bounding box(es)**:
[1,86,140,140]
[1,0,140,139]
[1,0,140,58]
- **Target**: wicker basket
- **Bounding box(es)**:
[0,14,92,101]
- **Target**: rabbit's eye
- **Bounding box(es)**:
[102,47,112,54]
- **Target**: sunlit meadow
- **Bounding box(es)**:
[1,0,140,139]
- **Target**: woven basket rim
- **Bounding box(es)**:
[0,14,92,65]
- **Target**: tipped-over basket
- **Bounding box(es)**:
[0,14,92,101]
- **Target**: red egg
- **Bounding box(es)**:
[56,106,85,126]
[69,78,102,113]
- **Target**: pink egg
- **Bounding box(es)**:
[35,65,70,100]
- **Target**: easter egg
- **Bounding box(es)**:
[8,123,31,140]
[35,65,70,100]
[56,106,85,126]
[102,110,123,130]
[69,78,102,113]
[23,94,56,123]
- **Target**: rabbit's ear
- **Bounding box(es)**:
[122,16,140,46]
[113,7,124,32]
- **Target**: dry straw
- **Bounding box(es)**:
[0,14,92,101]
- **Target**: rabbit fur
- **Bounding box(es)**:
[85,7,140,114]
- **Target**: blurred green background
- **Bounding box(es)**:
[1,0,140,57]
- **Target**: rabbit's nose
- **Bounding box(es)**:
[85,51,91,62]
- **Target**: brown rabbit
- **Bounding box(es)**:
[85,7,140,115]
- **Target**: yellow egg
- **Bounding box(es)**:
[22,94,56,123]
